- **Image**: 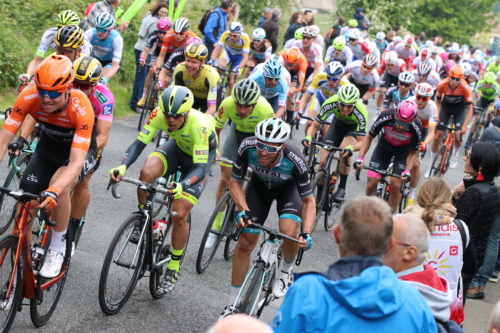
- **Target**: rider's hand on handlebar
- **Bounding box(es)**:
[207,59,215,66]
[38,186,59,211]
[235,210,252,228]
[168,182,183,200]
[298,232,313,250]
[138,58,145,67]
[7,136,27,157]
[418,141,427,152]
[109,165,127,182]
[401,169,411,181]
[302,135,312,147]
[18,74,30,84]
[354,157,364,170]
[341,145,354,158]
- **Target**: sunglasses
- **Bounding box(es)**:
[175,32,187,37]
[73,81,95,91]
[339,102,355,109]
[37,87,64,99]
[450,77,461,82]
[252,39,263,43]
[418,73,428,78]
[395,119,411,127]
[302,36,313,41]
[399,82,411,87]
[326,76,340,82]
[230,34,240,38]
[164,112,184,119]
[362,64,374,70]
[416,95,430,101]
[265,77,279,82]
[56,47,76,55]
[349,38,357,42]
[256,141,282,153]
[158,31,167,35]
[96,27,112,33]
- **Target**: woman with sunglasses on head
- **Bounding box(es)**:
[355,100,423,213]
[380,71,415,113]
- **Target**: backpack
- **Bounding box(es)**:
[324,24,342,46]
[198,8,221,36]
[436,318,465,333]
[453,219,467,252]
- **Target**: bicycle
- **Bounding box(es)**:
[465,106,489,155]
[0,187,73,331]
[308,142,348,231]
[228,223,304,318]
[286,91,303,139]
[98,173,191,315]
[299,114,331,180]
[428,123,460,178]
[212,65,236,111]
[137,63,162,132]
[196,158,252,274]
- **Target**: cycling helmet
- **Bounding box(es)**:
[484,71,496,84]
[347,29,360,40]
[376,32,385,41]
[460,62,472,76]
[333,36,346,50]
[229,22,243,34]
[35,55,74,91]
[252,28,266,40]
[393,36,403,43]
[445,60,456,72]
[233,79,261,105]
[414,82,434,98]
[325,61,344,77]
[417,61,432,75]
[157,17,172,32]
[159,86,194,115]
[399,71,415,84]
[337,84,360,104]
[310,25,321,36]
[74,56,102,83]
[473,54,483,63]
[395,100,418,122]
[363,54,378,68]
[420,48,430,60]
[255,118,290,144]
[54,24,84,49]
[450,47,459,55]
[184,42,208,60]
[284,47,302,64]
[348,19,358,28]
[173,18,189,33]
[385,51,398,65]
[430,46,439,55]
[425,40,434,48]
[263,59,282,78]
[294,28,303,40]
[56,10,80,26]
[449,65,464,79]
[302,26,318,38]
[186,36,203,46]
[94,13,115,30]
[405,36,414,46]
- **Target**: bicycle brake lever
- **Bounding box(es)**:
[343,156,350,167]
[295,248,304,266]
[232,225,244,242]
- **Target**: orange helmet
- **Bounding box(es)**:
[449,65,464,80]
[284,47,302,65]
[35,55,74,91]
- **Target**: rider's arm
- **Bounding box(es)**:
[210,45,222,61]
[26,56,44,78]
[358,134,374,160]
[300,195,315,234]
[19,115,37,140]
[298,91,313,112]
[229,177,249,212]
[381,88,393,112]
[405,150,418,173]
[292,60,307,93]
[96,119,112,151]
[362,88,376,103]
[103,36,124,81]
[158,67,169,87]
[121,109,160,167]
[0,129,16,164]
[306,119,321,138]
[140,46,152,59]
[229,142,250,212]
[237,36,251,69]
[205,68,221,116]
[238,53,249,69]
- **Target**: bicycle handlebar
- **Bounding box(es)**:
[211,65,236,73]
[312,141,350,167]
[298,113,332,125]
[0,187,56,226]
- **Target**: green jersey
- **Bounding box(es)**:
[215,96,274,133]
[486,62,500,75]
[316,95,369,133]
[474,80,500,101]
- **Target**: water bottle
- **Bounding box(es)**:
[328,174,338,193]
[152,219,168,241]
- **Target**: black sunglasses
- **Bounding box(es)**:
[450,77,461,82]
[164,113,184,119]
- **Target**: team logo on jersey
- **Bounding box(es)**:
[94,91,109,104]
[449,246,459,256]
[73,134,91,145]
[72,97,87,116]
[147,109,158,125]
[12,106,22,114]
[4,118,22,127]
[24,94,38,101]
[217,107,224,119]
[185,79,191,84]
[103,104,113,115]
[80,124,89,130]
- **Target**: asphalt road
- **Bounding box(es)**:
[0,102,496,333]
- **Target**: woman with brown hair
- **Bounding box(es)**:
[283,11,302,45]
[404,177,476,325]
[227,3,240,25]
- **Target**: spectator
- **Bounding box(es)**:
[386,30,396,43]
[227,3,240,25]
[416,32,426,48]
[129,1,169,112]
[353,7,364,27]
[204,0,232,59]
[489,300,500,333]
[262,9,281,53]
[392,25,401,34]
[434,35,443,46]
[283,12,302,45]
[82,0,129,32]
[453,142,500,300]
[302,10,314,26]
[208,314,273,333]
[404,177,476,325]
[257,7,272,28]
[360,18,371,32]
[270,197,437,333]
[339,19,358,40]
[323,17,346,46]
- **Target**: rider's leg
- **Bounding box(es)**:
[387,177,403,213]
[168,198,194,271]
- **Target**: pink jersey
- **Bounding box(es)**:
[90,83,114,122]
[291,40,323,69]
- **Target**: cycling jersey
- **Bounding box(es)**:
[232,137,312,196]
[411,57,437,71]
[252,63,291,87]
[306,73,340,101]
[470,62,485,75]
[217,31,251,56]
[382,86,414,109]
[432,55,444,71]
[283,38,296,50]
[37,27,92,58]
[474,80,500,100]
[144,30,164,58]
[85,29,123,63]
[346,38,370,61]
[385,41,399,52]
[378,59,407,77]
[91,83,114,122]
[374,39,388,54]
[250,39,272,61]
[324,46,353,66]
[173,63,221,108]
[412,69,441,90]
[407,96,438,128]
[395,43,416,64]
[437,78,473,109]
[160,30,197,55]
[163,46,185,72]
[215,96,274,133]
[316,95,368,133]
[249,67,288,107]
[486,61,500,74]
[277,50,307,93]
[370,109,423,150]
[291,40,323,69]
[345,60,380,93]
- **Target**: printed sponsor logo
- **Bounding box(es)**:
[141,128,150,135]
[181,134,190,137]
[299,180,310,187]
[94,91,109,104]
[39,117,48,122]
[24,94,38,101]
[147,109,158,125]
[72,97,87,116]
[27,174,38,183]
[61,66,71,77]
[5,118,22,127]
[57,118,70,122]
[80,124,89,130]
[237,138,256,155]
[103,104,113,115]
[79,59,89,71]
[217,107,224,119]
[196,150,208,155]
[185,79,191,84]
[449,245,459,256]
[287,151,307,173]
[73,134,91,145]
[284,202,293,207]
[12,106,22,114]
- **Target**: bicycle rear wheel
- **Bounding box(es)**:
[237,261,266,317]
[98,213,145,315]
[223,201,239,261]
[429,146,446,178]
[306,143,320,180]
[137,87,156,131]
[310,171,327,231]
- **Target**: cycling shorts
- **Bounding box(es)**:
[348,76,370,97]
[221,51,243,72]
[221,124,253,166]
[324,117,363,147]
[437,106,466,132]
[476,96,494,113]
[243,179,302,234]
[368,142,409,178]
[150,139,215,204]
[99,59,120,69]
[193,97,208,113]
[381,72,399,89]
[268,95,279,112]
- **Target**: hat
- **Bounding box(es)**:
[356,7,364,13]
[263,7,272,15]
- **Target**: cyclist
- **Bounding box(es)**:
[249,59,289,117]
[156,18,197,69]
[472,54,485,78]
[243,28,272,78]
[405,83,437,207]
[158,36,203,87]
[209,22,250,97]
[0,55,95,277]
[344,54,380,104]
[84,13,123,85]
[163,43,221,116]
[461,62,479,89]
[303,84,368,202]
[411,48,437,72]
[384,36,403,53]
[439,60,456,80]
[486,57,500,75]
[427,65,473,174]
[206,79,274,248]
[109,86,217,294]
[345,29,370,61]
[339,19,358,39]
[374,32,388,54]
[221,118,314,317]
[394,36,417,69]
[291,26,323,88]
[430,46,444,71]
[380,72,415,112]
[355,100,423,213]
[323,36,353,67]
[278,47,307,96]
[375,51,407,117]
[412,61,441,93]
[136,17,172,107]
[283,27,303,50]
[69,56,114,251]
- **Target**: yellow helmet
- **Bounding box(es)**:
[74,56,102,83]
[185,43,208,61]
[55,24,85,49]
[159,86,194,115]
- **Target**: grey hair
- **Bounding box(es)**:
[272,9,281,19]
[491,300,500,329]
[394,214,430,263]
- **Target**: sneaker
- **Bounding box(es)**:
[219,305,236,320]
[205,233,218,249]
[332,188,346,203]
[405,198,415,208]
[425,169,431,178]
[272,270,294,298]
[137,97,146,107]
[39,249,64,278]
[449,156,459,169]
[478,286,485,299]
[490,272,498,283]
[156,268,180,294]
[467,286,480,299]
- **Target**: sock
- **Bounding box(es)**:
[69,217,82,241]
[139,204,144,209]
[338,172,348,190]
[49,229,67,255]
[286,110,294,124]
[409,187,417,199]
[375,107,380,113]
[452,145,459,156]
[213,211,224,230]
[167,247,184,271]
[229,285,242,305]
[141,88,147,98]
[282,259,294,274]
[430,151,437,164]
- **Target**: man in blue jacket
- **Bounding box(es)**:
[271,196,437,333]
[204,0,232,58]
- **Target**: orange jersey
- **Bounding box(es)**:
[160,30,198,54]
[4,86,95,151]
[278,50,307,93]
[436,78,472,107]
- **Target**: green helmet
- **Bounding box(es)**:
[348,19,358,27]
[56,10,80,26]
[159,86,194,116]
[233,79,261,105]
[484,71,496,84]
[337,84,360,104]
[294,28,303,40]
[333,36,346,50]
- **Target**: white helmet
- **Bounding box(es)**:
[173,17,189,33]
[385,51,398,65]
[255,118,290,144]
[302,25,318,37]
[460,62,472,76]
[399,71,415,84]
[347,29,360,40]
[393,36,402,43]
[271,54,285,67]
[363,54,378,68]
[376,32,385,41]
[414,82,434,97]
[474,54,483,63]
[229,22,243,34]
[425,40,434,48]
[462,53,471,61]
[252,28,266,40]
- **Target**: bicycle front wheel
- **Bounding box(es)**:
[98,213,145,315]
[429,145,446,178]
[310,171,327,231]
[324,199,342,231]
[237,261,266,317]
[223,200,239,261]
